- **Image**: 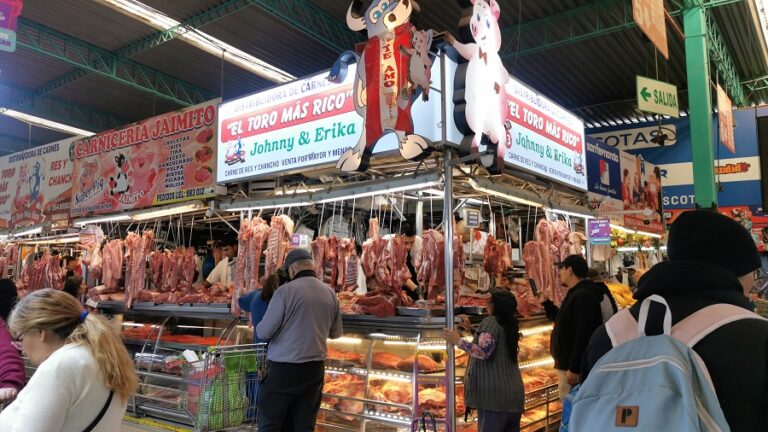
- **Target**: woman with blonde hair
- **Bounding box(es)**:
[0,288,138,431]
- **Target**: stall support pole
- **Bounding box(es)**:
[443,149,456,432]
[416,199,424,236]
[684,4,717,209]
[585,221,592,267]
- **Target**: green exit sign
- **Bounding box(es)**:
[637,75,679,118]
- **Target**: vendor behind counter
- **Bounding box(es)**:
[204,234,237,288]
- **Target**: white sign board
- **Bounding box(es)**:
[503,76,588,191]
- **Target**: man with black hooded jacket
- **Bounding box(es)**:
[582,210,768,431]
[543,255,616,398]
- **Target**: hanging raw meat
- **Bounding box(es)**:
[323,236,339,288]
[246,218,269,292]
[232,218,252,316]
[149,251,163,289]
[264,215,294,280]
[311,236,328,277]
[182,247,196,292]
[125,231,153,308]
[336,238,358,292]
[43,254,65,290]
[417,230,445,300]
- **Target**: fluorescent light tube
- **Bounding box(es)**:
[131,202,205,221]
[228,201,313,212]
[74,215,131,227]
[13,227,42,237]
[1,109,95,136]
[546,208,595,220]
[635,230,663,239]
[316,180,440,203]
[97,0,294,83]
[467,179,544,208]
[610,224,635,234]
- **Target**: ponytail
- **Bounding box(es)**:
[68,313,139,400]
[9,289,138,400]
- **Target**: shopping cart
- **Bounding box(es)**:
[184,343,267,432]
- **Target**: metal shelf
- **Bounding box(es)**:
[99,301,235,320]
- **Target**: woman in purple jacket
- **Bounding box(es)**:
[0,278,24,403]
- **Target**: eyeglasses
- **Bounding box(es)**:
[11,330,30,351]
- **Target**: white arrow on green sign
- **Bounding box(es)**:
[637,75,679,118]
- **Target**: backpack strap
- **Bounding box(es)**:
[606,294,671,347]
[605,309,638,347]
[671,303,767,347]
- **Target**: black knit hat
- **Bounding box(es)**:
[668,210,760,276]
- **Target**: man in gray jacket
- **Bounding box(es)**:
[256,248,343,432]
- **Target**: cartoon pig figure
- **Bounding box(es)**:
[401,28,433,101]
[329,0,431,172]
[449,0,509,166]
[129,151,156,196]
[80,161,98,192]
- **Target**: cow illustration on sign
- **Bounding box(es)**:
[448,0,510,170]
[109,154,130,196]
[329,0,431,173]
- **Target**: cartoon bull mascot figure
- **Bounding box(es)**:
[329,0,432,173]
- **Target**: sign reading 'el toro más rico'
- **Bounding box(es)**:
[71,100,219,217]
[217,66,401,183]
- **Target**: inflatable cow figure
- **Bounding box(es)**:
[449,0,510,170]
[329,0,432,173]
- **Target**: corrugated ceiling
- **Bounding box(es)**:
[0,0,766,150]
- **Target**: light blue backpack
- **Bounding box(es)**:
[569,295,766,432]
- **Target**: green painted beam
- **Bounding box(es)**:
[15,18,216,107]
[14,0,254,107]
[743,75,768,93]
[0,83,130,133]
[500,0,747,105]
[248,0,364,53]
[501,0,744,59]
[684,3,718,209]
[0,133,34,155]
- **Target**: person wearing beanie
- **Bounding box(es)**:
[582,210,768,431]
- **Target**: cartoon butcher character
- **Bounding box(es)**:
[330,0,431,173]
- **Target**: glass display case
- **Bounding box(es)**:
[317,315,560,432]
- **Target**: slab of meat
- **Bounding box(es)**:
[246,218,269,291]
[149,251,163,289]
[522,219,568,306]
[354,291,397,317]
[231,218,251,315]
[83,242,103,280]
[125,231,153,308]
[41,254,65,290]
[311,236,328,277]
[102,239,124,291]
[370,380,412,405]
[343,252,359,292]
[323,236,339,287]
[361,218,386,277]
[160,250,178,292]
[453,231,466,296]
[181,247,196,292]
[397,355,440,373]
[264,215,294,281]
[417,230,444,300]
[371,352,403,370]
[390,235,411,293]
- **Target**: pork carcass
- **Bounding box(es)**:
[417,230,445,300]
[181,247,196,292]
[311,236,328,277]
[323,236,339,288]
[160,250,178,292]
[264,215,294,280]
[390,236,411,293]
[336,238,358,291]
[149,251,163,289]
[43,254,65,290]
[232,219,252,315]
[246,218,269,291]
[101,239,124,291]
[125,231,153,308]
